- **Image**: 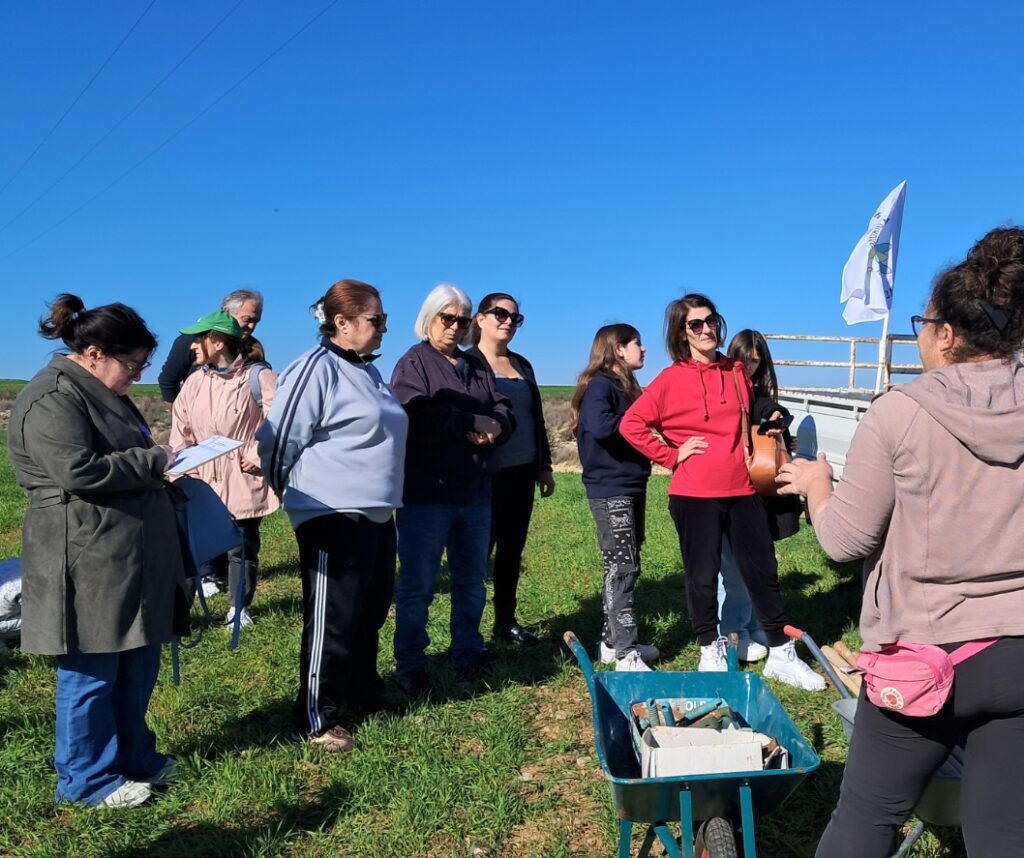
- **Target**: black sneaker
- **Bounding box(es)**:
[458,648,497,678]
[395,668,431,698]
[498,624,539,646]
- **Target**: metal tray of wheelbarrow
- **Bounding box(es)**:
[571,638,820,825]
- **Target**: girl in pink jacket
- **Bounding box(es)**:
[170,310,279,627]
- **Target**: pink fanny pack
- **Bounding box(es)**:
[856,639,998,717]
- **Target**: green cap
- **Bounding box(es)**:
[180,310,244,338]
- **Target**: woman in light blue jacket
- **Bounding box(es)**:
[258,279,407,754]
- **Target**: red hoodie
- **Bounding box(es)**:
[619,355,755,498]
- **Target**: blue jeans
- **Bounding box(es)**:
[54,643,168,805]
[717,536,765,639]
[394,503,490,673]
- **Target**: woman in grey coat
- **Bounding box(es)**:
[7,294,189,809]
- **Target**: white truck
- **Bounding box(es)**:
[767,332,922,479]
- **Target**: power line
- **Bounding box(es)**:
[0,0,159,199]
[1,0,340,263]
[0,0,247,237]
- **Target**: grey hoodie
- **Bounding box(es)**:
[813,358,1024,651]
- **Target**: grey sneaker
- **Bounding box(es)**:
[599,640,660,665]
[101,779,153,809]
[143,758,179,787]
[309,725,355,753]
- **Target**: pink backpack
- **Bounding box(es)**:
[857,640,997,717]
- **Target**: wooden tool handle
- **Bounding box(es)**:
[822,645,862,696]
[833,640,860,668]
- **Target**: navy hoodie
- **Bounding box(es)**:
[576,372,651,499]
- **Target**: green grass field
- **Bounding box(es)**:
[0,435,964,857]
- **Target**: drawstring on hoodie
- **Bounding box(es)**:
[695,361,728,421]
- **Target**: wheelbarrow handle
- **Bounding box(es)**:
[563,631,597,685]
[784,625,853,699]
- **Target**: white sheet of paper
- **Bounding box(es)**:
[167,435,243,476]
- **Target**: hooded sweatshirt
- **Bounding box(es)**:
[812,358,1024,651]
[170,358,280,520]
[619,356,755,497]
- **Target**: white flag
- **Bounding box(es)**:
[840,181,907,324]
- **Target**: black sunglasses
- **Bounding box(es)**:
[483,306,525,327]
[685,315,721,334]
[910,315,942,337]
[361,313,388,331]
[438,312,472,330]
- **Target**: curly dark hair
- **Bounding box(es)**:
[928,226,1024,362]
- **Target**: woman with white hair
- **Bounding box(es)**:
[390,283,515,697]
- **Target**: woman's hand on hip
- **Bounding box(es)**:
[676,436,708,464]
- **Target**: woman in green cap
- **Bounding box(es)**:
[170,309,279,627]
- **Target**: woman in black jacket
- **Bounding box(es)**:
[468,293,554,645]
[390,284,514,696]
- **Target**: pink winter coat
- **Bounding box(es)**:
[170,359,281,520]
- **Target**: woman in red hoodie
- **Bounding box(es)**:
[619,293,823,690]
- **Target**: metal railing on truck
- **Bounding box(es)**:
[763,333,922,394]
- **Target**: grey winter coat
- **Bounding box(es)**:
[7,355,189,655]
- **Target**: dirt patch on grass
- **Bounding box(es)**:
[501,677,610,856]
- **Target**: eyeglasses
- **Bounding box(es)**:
[911,315,942,336]
[362,314,388,331]
[438,312,472,330]
[685,315,721,334]
[483,307,525,327]
[112,355,151,376]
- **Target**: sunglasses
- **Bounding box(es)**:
[438,312,472,330]
[361,313,388,331]
[910,315,942,336]
[685,315,721,334]
[483,307,525,327]
[112,355,151,376]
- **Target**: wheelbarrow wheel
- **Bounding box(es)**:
[694,817,738,858]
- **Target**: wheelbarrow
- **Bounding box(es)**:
[789,626,963,858]
[564,631,820,858]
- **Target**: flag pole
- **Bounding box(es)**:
[873,312,891,393]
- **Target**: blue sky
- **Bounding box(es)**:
[2,1,1022,387]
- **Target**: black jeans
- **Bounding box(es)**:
[589,494,646,658]
[293,513,396,733]
[667,495,787,647]
[817,637,1024,858]
[490,463,537,632]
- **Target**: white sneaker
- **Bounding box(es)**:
[599,640,661,665]
[101,779,153,808]
[698,637,728,672]
[615,650,653,672]
[225,607,254,628]
[200,579,220,598]
[763,640,827,691]
[736,633,768,663]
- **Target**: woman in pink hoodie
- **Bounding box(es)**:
[170,310,280,627]
[619,293,823,690]
[780,228,1024,857]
